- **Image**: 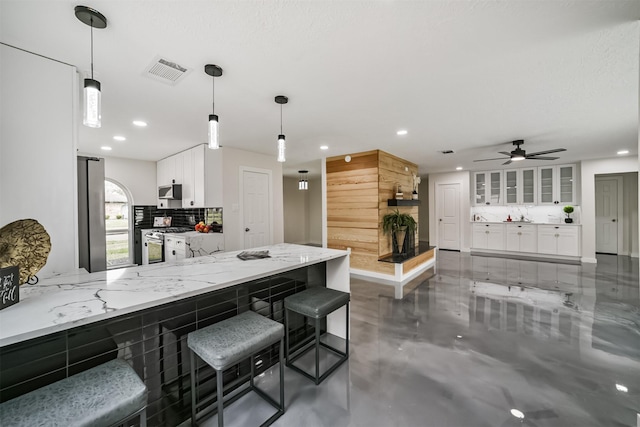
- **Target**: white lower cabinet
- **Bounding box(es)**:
[472,223,580,259]
[472,223,505,250]
[537,225,580,256]
[505,224,537,253]
[165,235,187,262]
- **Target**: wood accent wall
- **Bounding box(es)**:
[326,150,419,275]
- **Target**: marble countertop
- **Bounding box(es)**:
[164,231,224,238]
[471,221,581,226]
[0,244,348,347]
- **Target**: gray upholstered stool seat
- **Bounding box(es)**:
[0,358,147,427]
[187,310,285,426]
[284,287,350,318]
[284,287,350,385]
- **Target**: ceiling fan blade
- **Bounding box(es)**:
[501,387,516,407]
[498,152,512,156]
[502,160,513,165]
[526,409,558,420]
[526,148,566,156]
[526,156,559,161]
[474,157,509,162]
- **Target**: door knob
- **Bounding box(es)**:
[612,219,616,222]
[245,228,250,232]
[439,219,442,222]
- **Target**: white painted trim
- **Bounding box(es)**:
[321,157,327,248]
[72,68,80,270]
[631,252,639,258]
[595,175,624,255]
[105,178,135,267]
[581,257,598,263]
[239,166,273,248]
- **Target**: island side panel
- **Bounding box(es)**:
[326,252,350,339]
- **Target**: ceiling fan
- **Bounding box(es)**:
[474,140,566,165]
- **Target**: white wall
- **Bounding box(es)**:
[221,147,284,251]
[283,177,308,244]
[0,45,78,277]
[103,156,157,205]
[580,157,639,262]
[308,177,322,245]
[282,176,322,245]
[428,171,471,251]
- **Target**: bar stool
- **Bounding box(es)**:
[187,310,285,427]
[284,287,350,385]
[0,358,148,427]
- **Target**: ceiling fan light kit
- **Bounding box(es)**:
[75,5,107,129]
[474,140,566,165]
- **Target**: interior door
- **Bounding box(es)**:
[437,183,460,250]
[595,178,618,254]
[242,169,271,248]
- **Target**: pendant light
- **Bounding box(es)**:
[205,64,223,149]
[275,95,288,162]
[298,170,309,191]
[75,6,107,128]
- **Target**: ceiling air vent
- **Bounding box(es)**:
[143,56,190,85]
[440,150,455,154]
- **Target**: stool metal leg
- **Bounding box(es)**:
[190,350,197,427]
[345,302,350,357]
[279,338,285,411]
[284,308,290,364]
[216,368,224,427]
[250,355,255,388]
[315,317,321,385]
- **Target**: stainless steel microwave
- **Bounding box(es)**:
[158,184,182,200]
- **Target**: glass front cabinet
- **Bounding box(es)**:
[537,164,575,205]
[474,171,503,205]
[504,168,537,205]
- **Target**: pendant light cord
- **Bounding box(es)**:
[280,104,283,134]
[90,17,94,80]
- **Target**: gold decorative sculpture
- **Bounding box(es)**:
[0,219,51,284]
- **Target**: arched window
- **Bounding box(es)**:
[105,179,133,268]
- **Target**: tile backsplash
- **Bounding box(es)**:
[133,206,222,229]
[470,205,581,224]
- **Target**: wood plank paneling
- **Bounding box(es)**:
[326,149,420,277]
[403,249,435,274]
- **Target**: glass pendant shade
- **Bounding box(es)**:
[208,114,219,149]
[83,78,101,128]
[277,135,286,162]
[298,170,308,190]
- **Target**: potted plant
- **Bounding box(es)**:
[563,205,574,223]
[382,209,417,255]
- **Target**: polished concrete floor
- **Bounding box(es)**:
[198,251,639,427]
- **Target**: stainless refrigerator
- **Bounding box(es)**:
[77,156,107,272]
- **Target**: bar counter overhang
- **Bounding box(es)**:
[0,243,350,425]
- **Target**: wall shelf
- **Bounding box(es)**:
[387,199,421,206]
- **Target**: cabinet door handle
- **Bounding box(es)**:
[485,224,489,227]
[190,201,194,206]
[554,226,559,229]
[172,250,176,255]
[518,225,522,228]
[612,219,616,222]
[245,228,250,232]
[486,202,490,205]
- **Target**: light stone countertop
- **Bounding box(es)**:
[0,244,348,347]
[470,221,582,226]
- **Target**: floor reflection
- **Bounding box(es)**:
[199,251,639,427]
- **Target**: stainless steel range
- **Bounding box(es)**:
[141,227,193,265]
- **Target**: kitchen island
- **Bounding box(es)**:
[0,243,349,425]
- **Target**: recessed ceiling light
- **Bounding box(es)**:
[113,135,126,141]
[132,120,147,127]
[397,130,408,136]
[320,145,329,150]
[101,146,112,151]
[456,166,463,170]
[510,409,525,419]
[617,150,629,155]
[615,383,628,392]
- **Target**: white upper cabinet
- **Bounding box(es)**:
[504,168,537,205]
[169,144,223,209]
[474,171,503,206]
[537,164,576,205]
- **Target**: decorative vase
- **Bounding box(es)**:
[564,217,573,223]
[412,191,418,200]
[393,226,407,254]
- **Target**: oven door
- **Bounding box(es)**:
[142,236,164,264]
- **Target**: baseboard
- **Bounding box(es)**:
[581,257,598,264]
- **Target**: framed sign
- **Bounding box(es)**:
[0,265,20,310]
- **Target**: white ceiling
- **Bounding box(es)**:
[2,1,638,177]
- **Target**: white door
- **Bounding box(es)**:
[437,183,460,250]
[595,178,618,254]
[242,169,271,249]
